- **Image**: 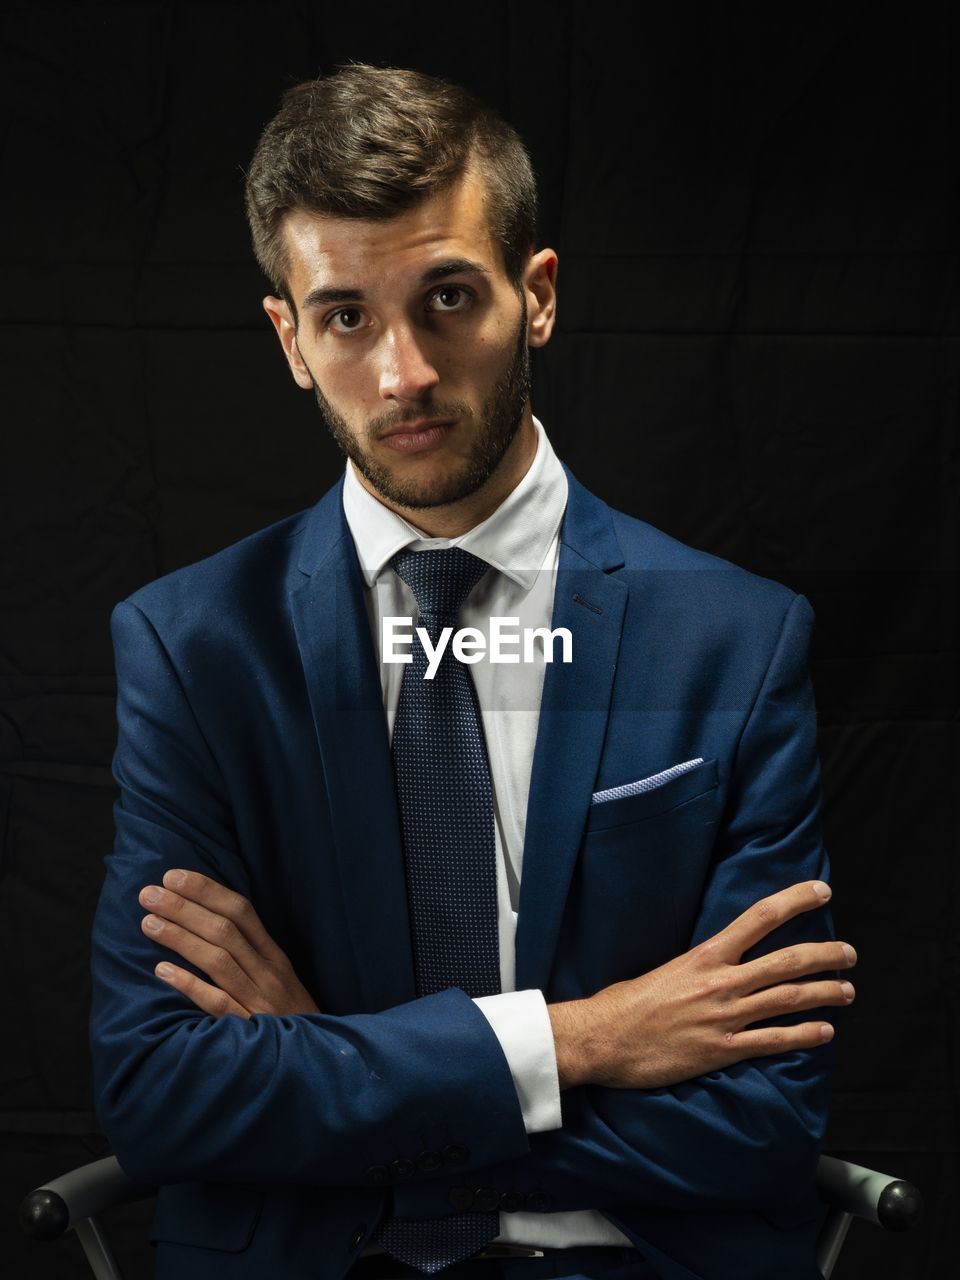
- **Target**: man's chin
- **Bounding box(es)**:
[358,464,492,511]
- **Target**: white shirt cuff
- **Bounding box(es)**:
[473,989,562,1133]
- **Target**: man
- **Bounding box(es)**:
[89,63,857,1280]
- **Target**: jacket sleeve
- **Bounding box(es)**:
[89,599,531,1187]
[394,592,839,1219]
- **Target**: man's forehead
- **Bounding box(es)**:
[282,170,500,300]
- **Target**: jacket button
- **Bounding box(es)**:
[364,1165,389,1186]
[448,1186,475,1211]
[499,1191,523,1213]
[416,1149,443,1172]
[524,1191,551,1212]
[391,1158,416,1181]
[350,1223,367,1249]
[473,1187,500,1212]
[442,1143,470,1167]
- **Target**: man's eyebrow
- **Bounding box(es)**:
[419,258,492,286]
[300,258,492,311]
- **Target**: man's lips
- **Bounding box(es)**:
[379,420,455,452]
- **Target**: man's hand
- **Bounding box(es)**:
[548,880,855,1090]
[139,870,320,1019]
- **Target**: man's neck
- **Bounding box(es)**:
[354,409,539,539]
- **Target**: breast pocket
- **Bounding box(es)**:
[555,757,722,995]
[584,757,720,833]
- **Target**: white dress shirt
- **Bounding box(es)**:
[342,414,632,1249]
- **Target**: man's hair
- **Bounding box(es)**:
[243,61,539,326]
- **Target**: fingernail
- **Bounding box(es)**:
[142,886,162,905]
[143,915,163,933]
[842,943,857,964]
[820,1024,835,1041]
[156,963,175,979]
[840,982,855,999]
[813,881,831,901]
[165,869,186,889]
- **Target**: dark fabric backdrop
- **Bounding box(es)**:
[1,2,956,1276]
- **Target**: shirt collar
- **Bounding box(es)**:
[341,414,568,591]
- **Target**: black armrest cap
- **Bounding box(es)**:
[19,1189,70,1241]
[878,1180,923,1232]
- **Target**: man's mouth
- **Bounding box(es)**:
[379,420,455,452]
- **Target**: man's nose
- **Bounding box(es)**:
[378,324,440,402]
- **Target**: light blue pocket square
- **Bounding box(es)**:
[592,757,706,805]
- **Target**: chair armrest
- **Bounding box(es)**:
[20,1152,922,1243]
[816,1154,923,1230]
[19,1155,158,1242]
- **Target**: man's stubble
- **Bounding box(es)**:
[301,293,531,510]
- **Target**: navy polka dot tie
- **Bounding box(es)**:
[373,546,501,1272]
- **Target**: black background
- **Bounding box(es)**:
[1,2,957,1275]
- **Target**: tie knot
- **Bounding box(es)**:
[390,546,490,619]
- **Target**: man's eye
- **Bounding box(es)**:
[327,308,365,333]
[427,286,471,312]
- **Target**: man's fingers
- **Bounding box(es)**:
[139,886,266,981]
[138,871,322,1018]
[735,976,855,1026]
[704,880,833,963]
[154,869,285,961]
[721,1018,836,1064]
[159,869,285,961]
[154,961,250,1019]
[735,938,857,994]
[141,914,260,1006]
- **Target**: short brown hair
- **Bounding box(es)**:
[243,61,539,325]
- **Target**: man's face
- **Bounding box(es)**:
[311,284,530,510]
[263,167,557,518]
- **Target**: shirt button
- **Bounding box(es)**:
[442,1143,470,1167]
[448,1187,475,1211]
[473,1187,501,1212]
[391,1158,416,1181]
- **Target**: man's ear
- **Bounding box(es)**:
[524,249,558,349]
[262,295,314,390]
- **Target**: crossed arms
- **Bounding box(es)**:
[90,592,854,1214]
[136,872,851,1088]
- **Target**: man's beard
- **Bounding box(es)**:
[305,295,531,510]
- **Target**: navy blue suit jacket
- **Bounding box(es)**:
[89,463,838,1280]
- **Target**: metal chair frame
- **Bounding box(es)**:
[19,1151,923,1278]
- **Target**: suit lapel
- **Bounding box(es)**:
[515,467,628,992]
[290,465,629,1006]
[289,479,416,1012]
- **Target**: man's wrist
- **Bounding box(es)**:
[547,996,598,1091]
